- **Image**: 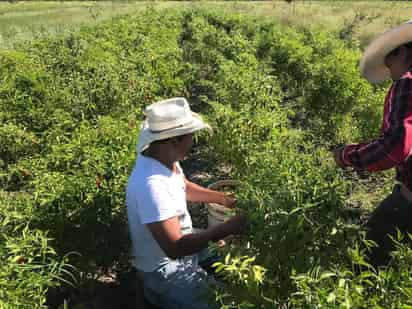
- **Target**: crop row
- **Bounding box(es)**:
[1,8,408,308]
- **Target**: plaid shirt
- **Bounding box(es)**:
[342,72,412,190]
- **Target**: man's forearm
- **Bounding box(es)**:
[171,224,231,259]
[185,180,225,204]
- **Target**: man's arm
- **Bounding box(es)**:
[185,179,236,207]
[147,215,244,259]
[337,78,412,172]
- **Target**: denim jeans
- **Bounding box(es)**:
[366,185,412,267]
[139,250,220,309]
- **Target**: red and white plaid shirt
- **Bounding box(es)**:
[342,72,412,190]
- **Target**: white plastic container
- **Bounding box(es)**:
[206,180,239,227]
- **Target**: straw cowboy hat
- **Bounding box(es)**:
[137,97,212,153]
[360,20,412,83]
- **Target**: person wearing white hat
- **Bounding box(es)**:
[333,21,412,267]
[126,97,245,308]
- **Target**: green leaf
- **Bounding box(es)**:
[327,292,336,303]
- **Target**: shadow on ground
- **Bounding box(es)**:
[47,268,161,309]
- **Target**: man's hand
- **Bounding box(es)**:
[216,239,226,247]
[219,193,237,208]
[221,214,246,235]
[333,146,346,168]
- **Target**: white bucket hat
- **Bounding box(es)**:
[137,97,212,153]
[360,20,412,83]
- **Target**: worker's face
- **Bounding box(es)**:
[174,133,194,160]
[385,46,411,80]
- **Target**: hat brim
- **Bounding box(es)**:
[137,112,212,153]
[360,22,412,83]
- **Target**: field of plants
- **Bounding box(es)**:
[2,2,412,308]
[0,1,151,49]
[2,1,412,49]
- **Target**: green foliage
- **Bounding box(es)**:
[0,192,73,308]
[175,10,397,308]
[0,8,187,305]
[0,50,54,132]
[259,25,387,144]
[291,235,412,308]
[0,7,406,308]
[213,254,268,308]
[25,116,136,269]
[0,123,39,166]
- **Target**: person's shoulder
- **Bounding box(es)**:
[147,174,170,187]
[129,174,170,204]
[134,156,163,177]
[131,155,174,192]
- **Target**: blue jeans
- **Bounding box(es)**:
[139,250,220,309]
[366,185,412,267]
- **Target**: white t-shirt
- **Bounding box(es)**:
[126,154,195,272]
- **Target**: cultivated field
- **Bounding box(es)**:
[1,1,412,48]
[1,1,412,308]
